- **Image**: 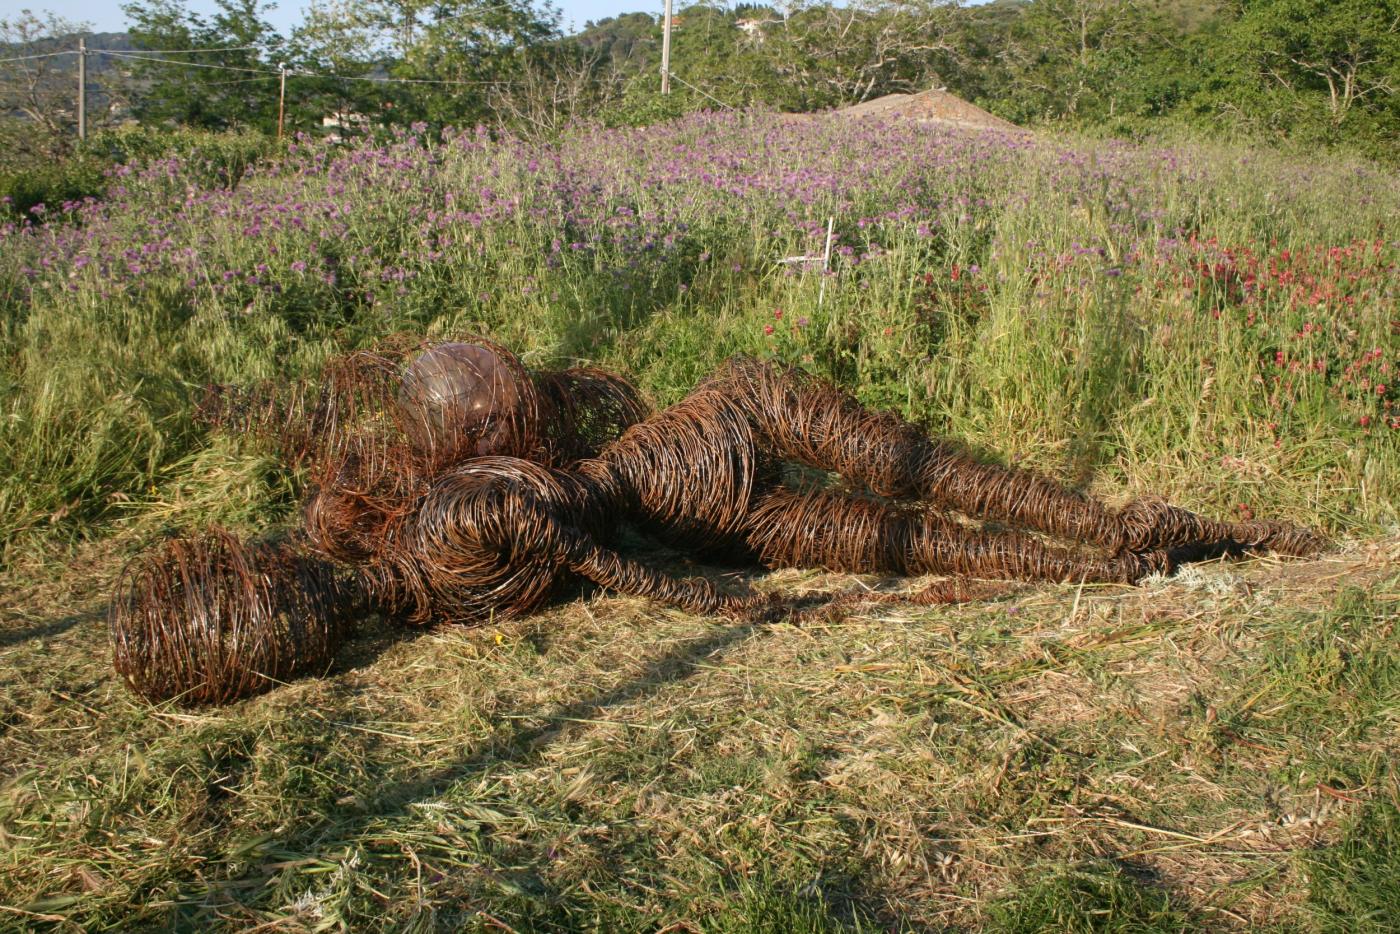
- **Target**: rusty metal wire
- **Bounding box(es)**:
[110,529,354,705]
[1115,497,1327,557]
[601,385,764,557]
[535,367,651,465]
[394,339,544,469]
[199,337,650,474]
[711,355,929,499]
[707,356,1134,552]
[706,356,1322,572]
[119,342,1328,705]
[405,457,604,624]
[401,455,768,622]
[747,480,1162,585]
[197,345,1325,607]
[746,486,914,574]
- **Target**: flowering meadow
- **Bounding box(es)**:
[0,109,1399,934]
[1,112,1396,552]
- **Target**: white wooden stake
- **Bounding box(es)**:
[818,216,835,308]
[660,0,672,94]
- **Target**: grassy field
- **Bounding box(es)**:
[0,113,1397,930]
[2,537,1397,930]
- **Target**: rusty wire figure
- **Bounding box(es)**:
[112,336,1325,704]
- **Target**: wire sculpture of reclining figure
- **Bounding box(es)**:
[111,337,1325,704]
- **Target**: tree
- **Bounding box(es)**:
[482,38,622,137]
[289,0,563,128]
[572,1,965,115]
[761,0,962,109]
[574,12,659,71]
[1234,0,1399,126]
[993,0,1169,122]
[121,0,287,132]
[0,9,93,160]
[286,0,397,137]
[395,0,562,125]
[1161,0,1400,159]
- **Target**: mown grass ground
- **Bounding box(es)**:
[2,534,1396,932]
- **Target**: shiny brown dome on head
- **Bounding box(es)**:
[396,342,532,463]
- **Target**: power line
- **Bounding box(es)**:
[117,44,262,54]
[100,48,533,86]
[668,71,737,110]
[1,45,262,66]
[0,50,73,64]
[204,75,279,86]
[428,3,531,22]
[101,50,278,75]
[304,70,514,86]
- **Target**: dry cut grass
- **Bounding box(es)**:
[1,536,1397,932]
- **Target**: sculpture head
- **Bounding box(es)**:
[396,342,532,463]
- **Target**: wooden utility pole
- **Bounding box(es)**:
[77,37,86,141]
[277,64,287,139]
[660,0,672,95]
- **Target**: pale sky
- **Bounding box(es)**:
[3,0,667,36]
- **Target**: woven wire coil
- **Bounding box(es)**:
[110,529,352,705]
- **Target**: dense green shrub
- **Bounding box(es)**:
[79,125,281,190]
[0,155,108,220]
[600,81,697,128]
[0,126,283,222]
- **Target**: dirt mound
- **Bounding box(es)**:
[831,88,1022,132]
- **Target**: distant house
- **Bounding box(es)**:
[736,17,776,41]
[321,110,369,143]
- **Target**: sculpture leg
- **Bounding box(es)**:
[718,357,1323,558]
[744,487,1167,584]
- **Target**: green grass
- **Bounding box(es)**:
[0,120,1398,929]
[1,544,1397,930]
[1305,797,1400,933]
[988,862,1195,932]
[0,116,1396,557]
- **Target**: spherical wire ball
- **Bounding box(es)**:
[396,342,530,463]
